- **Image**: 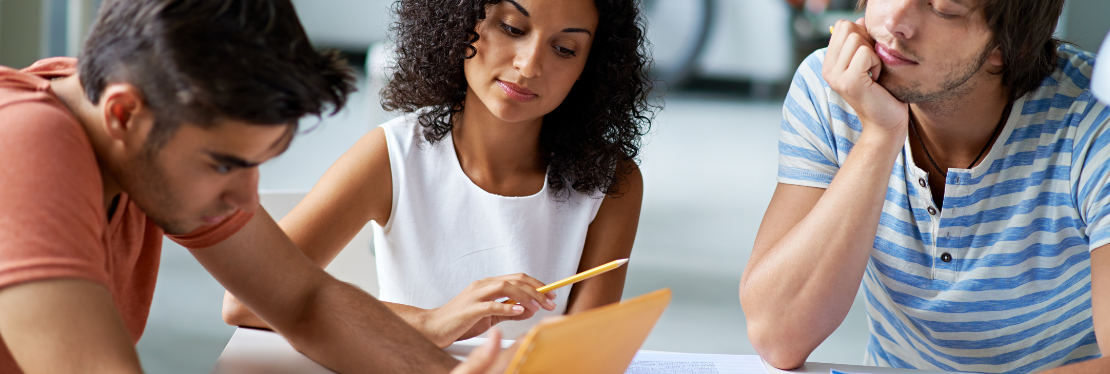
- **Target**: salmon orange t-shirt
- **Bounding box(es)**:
[0,58,254,372]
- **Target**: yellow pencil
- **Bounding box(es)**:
[502,258,630,304]
[830,25,835,34]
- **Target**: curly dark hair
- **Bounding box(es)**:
[382,0,656,197]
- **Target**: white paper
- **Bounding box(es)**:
[626,351,769,374]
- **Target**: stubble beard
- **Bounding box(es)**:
[877,45,994,115]
[123,146,193,235]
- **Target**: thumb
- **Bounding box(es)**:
[451,330,502,374]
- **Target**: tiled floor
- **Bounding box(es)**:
[135,78,873,373]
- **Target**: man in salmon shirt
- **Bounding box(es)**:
[0,0,510,373]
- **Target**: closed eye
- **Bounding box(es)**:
[213,164,234,174]
[554,45,576,57]
[500,22,525,36]
[932,8,956,19]
[928,2,959,19]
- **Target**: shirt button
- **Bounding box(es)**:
[928,207,937,215]
[941,252,952,262]
[919,178,927,187]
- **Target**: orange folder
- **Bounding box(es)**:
[503,288,672,374]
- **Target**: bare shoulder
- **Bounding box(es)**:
[605,160,644,202]
[313,125,392,200]
[290,126,393,232]
[595,160,644,220]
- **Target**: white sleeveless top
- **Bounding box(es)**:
[371,113,605,338]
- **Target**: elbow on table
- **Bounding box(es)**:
[221,292,256,327]
[747,321,811,370]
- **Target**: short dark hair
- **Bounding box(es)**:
[858,0,1065,100]
[79,0,357,147]
[382,0,657,197]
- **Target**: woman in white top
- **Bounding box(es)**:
[224,0,655,346]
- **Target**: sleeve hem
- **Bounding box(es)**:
[0,261,111,292]
[777,177,832,190]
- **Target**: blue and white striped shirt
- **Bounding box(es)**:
[778,45,1110,373]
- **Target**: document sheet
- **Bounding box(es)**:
[625,351,769,374]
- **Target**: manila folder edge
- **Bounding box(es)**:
[504,288,672,374]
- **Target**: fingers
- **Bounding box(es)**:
[848,45,881,84]
[480,275,556,311]
[478,300,533,319]
[825,20,848,70]
[825,19,875,78]
[450,329,502,374]
[500,273,556,300]
[489,280,555,312]
[504,273,547,290]
[835,33,867,74]
[854,18,872,43]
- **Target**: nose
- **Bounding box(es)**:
[224,168,260,212]
[514,36,544,78]
[883,0,917,40]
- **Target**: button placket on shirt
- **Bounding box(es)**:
[935,171,971,283]
[913,171,942,280]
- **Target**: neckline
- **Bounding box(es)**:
[106,193,129,233]
[445,130,548,199]
[903,95,1024,178]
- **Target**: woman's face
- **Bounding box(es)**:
[464,0,598,124]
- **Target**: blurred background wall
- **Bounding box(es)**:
[0,1,1108,373]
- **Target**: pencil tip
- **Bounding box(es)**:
[617,258,629,265]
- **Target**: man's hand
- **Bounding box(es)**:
[449,330,514,374]
[423,274,557,347]
[824,18,908,137]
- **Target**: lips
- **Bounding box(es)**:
[876,43,917,66]
[497,80,538,103]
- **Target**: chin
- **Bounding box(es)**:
[152,217,201,236]
[490,104,541,124]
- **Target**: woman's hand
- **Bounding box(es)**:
[823,18,908,140]
[422,273,557,348]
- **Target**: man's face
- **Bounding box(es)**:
[864,0,997,103]
[117,120,291,235]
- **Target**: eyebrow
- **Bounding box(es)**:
[563,28,592,36]
[504,0,529,17]
[207,152,262,168]
[502,0,593,36]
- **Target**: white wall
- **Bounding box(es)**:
[289,0,393,50]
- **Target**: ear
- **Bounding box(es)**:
[986,45,1004,69]
[99,83,154,148]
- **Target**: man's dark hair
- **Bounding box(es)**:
[858,0,1066,100]
[79,0,357,147]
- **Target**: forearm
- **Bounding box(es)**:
[380,301,456,347]
[741,132,903,367]
[275,280,458,374]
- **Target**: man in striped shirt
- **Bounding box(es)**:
[739,0,1110,373]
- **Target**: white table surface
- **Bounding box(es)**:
[211,328,958,374]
